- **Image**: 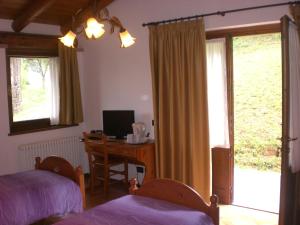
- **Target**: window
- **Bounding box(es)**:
[11,57,51,121]
[1,32,82,135]
[7,54,60,134]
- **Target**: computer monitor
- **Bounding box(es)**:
[102,110,135,139]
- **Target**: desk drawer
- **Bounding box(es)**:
[108,147,137,158]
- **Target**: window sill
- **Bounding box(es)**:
[8,124,79,136]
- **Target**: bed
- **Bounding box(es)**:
[53,178,219,225]
[0,156,86,225]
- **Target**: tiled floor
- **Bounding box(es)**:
[220,205,278,225]
[85,182,129,209]
[233,167,281,213]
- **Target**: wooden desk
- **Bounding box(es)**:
[84,139,156,183]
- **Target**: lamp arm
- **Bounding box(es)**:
[108,16,125,33]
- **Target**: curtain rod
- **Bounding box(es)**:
[142,1,300,27]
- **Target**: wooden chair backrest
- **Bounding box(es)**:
[83,132,109,164]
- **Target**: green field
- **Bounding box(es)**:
[233,33,282,172]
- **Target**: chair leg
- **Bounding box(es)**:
[124,160,128,183]
[90,167,95,194]
[104,163,109,198]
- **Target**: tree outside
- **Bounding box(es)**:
[11,57,51,122]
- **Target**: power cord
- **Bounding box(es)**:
[136,165,144,187]
[136,171,141,188]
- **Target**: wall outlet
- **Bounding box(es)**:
[136,166,144,173]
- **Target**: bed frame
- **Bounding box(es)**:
[130,178,219,225]
[35,156,86,209]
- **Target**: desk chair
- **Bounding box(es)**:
[83,132,128,197]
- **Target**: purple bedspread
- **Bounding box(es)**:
[54,195,214,225]
[0,170,82,225]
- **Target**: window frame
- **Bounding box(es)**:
[206,23,281,39]
[6,50,57,134]
[205,22,281,143]
[2,32,76,135]
[205,23,281,204]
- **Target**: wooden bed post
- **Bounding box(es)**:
[75,166,86,209]
[129,178,139,194]
[35,157,41,169]
[35,156,86,210]
[209,195,219,225]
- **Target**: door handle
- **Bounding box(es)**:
[277,137,298,142]
[276,147,281,156]
[288,137,298,142]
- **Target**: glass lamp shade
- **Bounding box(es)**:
[59,30,76,48]
[119,30,136,48]
[85,18,105,39]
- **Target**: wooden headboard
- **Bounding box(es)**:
[130,178,219,225]
[35,156,86,208]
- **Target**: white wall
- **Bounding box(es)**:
[80,0,290,138]
[0,19,87,175]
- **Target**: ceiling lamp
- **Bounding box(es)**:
[85,17,105,39]
[59,5,135,48]
[119,28,136,48]
[59,30,77,48]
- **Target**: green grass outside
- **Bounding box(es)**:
[233,33,282,172]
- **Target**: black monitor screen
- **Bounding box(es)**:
[103,110,134,139]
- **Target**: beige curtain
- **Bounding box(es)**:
[291,4,300,36]
[206,38,229,148]
[149,19,210,202]
[58,42,83,125]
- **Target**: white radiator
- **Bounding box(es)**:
[18,136,88,172]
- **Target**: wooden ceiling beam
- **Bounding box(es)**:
[12,0,57,32]
[60,0,114,35]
